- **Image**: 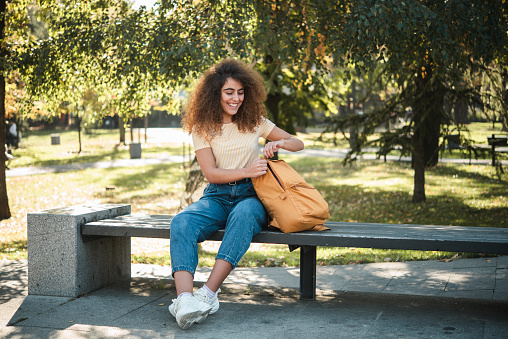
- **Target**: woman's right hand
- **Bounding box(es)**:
[247,157,268,178]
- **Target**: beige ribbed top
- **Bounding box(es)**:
[192,118,275,169]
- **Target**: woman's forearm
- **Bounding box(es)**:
[280,136,304,152]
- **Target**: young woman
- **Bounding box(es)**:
[169,59,304,329]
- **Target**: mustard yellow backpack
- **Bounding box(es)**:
[252,159,330,233]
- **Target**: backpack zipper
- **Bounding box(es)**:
[268,163,283,188]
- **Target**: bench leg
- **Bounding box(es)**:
[27,204,131,297]
[299,245,316,300]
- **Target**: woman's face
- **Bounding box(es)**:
[220,77,244,124]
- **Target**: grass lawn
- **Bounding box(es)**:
[1,124,507,266]
[9,122,506,166]
[10,128,186,167]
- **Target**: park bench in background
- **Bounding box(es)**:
[445,133,508,166]
[28,204,508,301]
[487,134,508,166]
[445,134,462,152]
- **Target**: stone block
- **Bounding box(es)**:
[27,204,131,297]
[50,134,60,145]
[129,143,142,159]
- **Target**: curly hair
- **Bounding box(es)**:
[182,59,267,138]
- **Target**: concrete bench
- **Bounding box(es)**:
[28,204,508,300]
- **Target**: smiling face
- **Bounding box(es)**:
[220,77,244,124]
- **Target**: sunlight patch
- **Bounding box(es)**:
[363,178,405,187]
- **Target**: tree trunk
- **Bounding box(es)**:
[119,116,125,144]
[423,108,442,168]
[266,92,281,123]
[412,126,426,202]
[130,119,134,142]
[349,79,359,149]
[454,99,469,124]
[137,118,141,143]
[76,114,82,154]
[501,66,508,132]
[413,67,443,169]
[144,114,148,143]
[263,57,282,160]
[412,88,426,202]
[410,64,444,202]
[179,157,207,211]
[0,0,11,220]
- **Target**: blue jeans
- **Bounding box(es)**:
[170,180,268,276]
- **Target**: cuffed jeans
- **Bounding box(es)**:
[170,180,268,276]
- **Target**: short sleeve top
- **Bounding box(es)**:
[192,118,276,170]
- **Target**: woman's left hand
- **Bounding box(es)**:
[263,140,285,159]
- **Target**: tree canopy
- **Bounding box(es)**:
[320,0,507,201]
[1,0,507,219]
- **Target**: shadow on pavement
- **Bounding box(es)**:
[4,277,508,339]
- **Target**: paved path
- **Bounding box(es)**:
[6,155,186,177]
[1,257,507,338]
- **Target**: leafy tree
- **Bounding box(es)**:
[321,63,397,150]
[1,0,9,219]
[1,0,34,219]
[4,0,506,221]
[1,0,208,217]
[0,1,103,219]
[480,61,508,131]
[63,88,106,153]
[319,0,508,202]
[144,0,332,133]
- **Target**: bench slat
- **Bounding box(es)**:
[82,215,508,254]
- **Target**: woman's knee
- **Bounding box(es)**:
[171,207,225,242]
[228,200,267,233]
[170,213,192,238]
[239,198,268,223]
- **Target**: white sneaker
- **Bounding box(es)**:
[168,294,212,330]
[193,287,220,317]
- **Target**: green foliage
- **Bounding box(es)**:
[326,0,507,76]
[13,0,346,133]
[14,0,506,132]
[318,1,507,201]
[6,0,508,206]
